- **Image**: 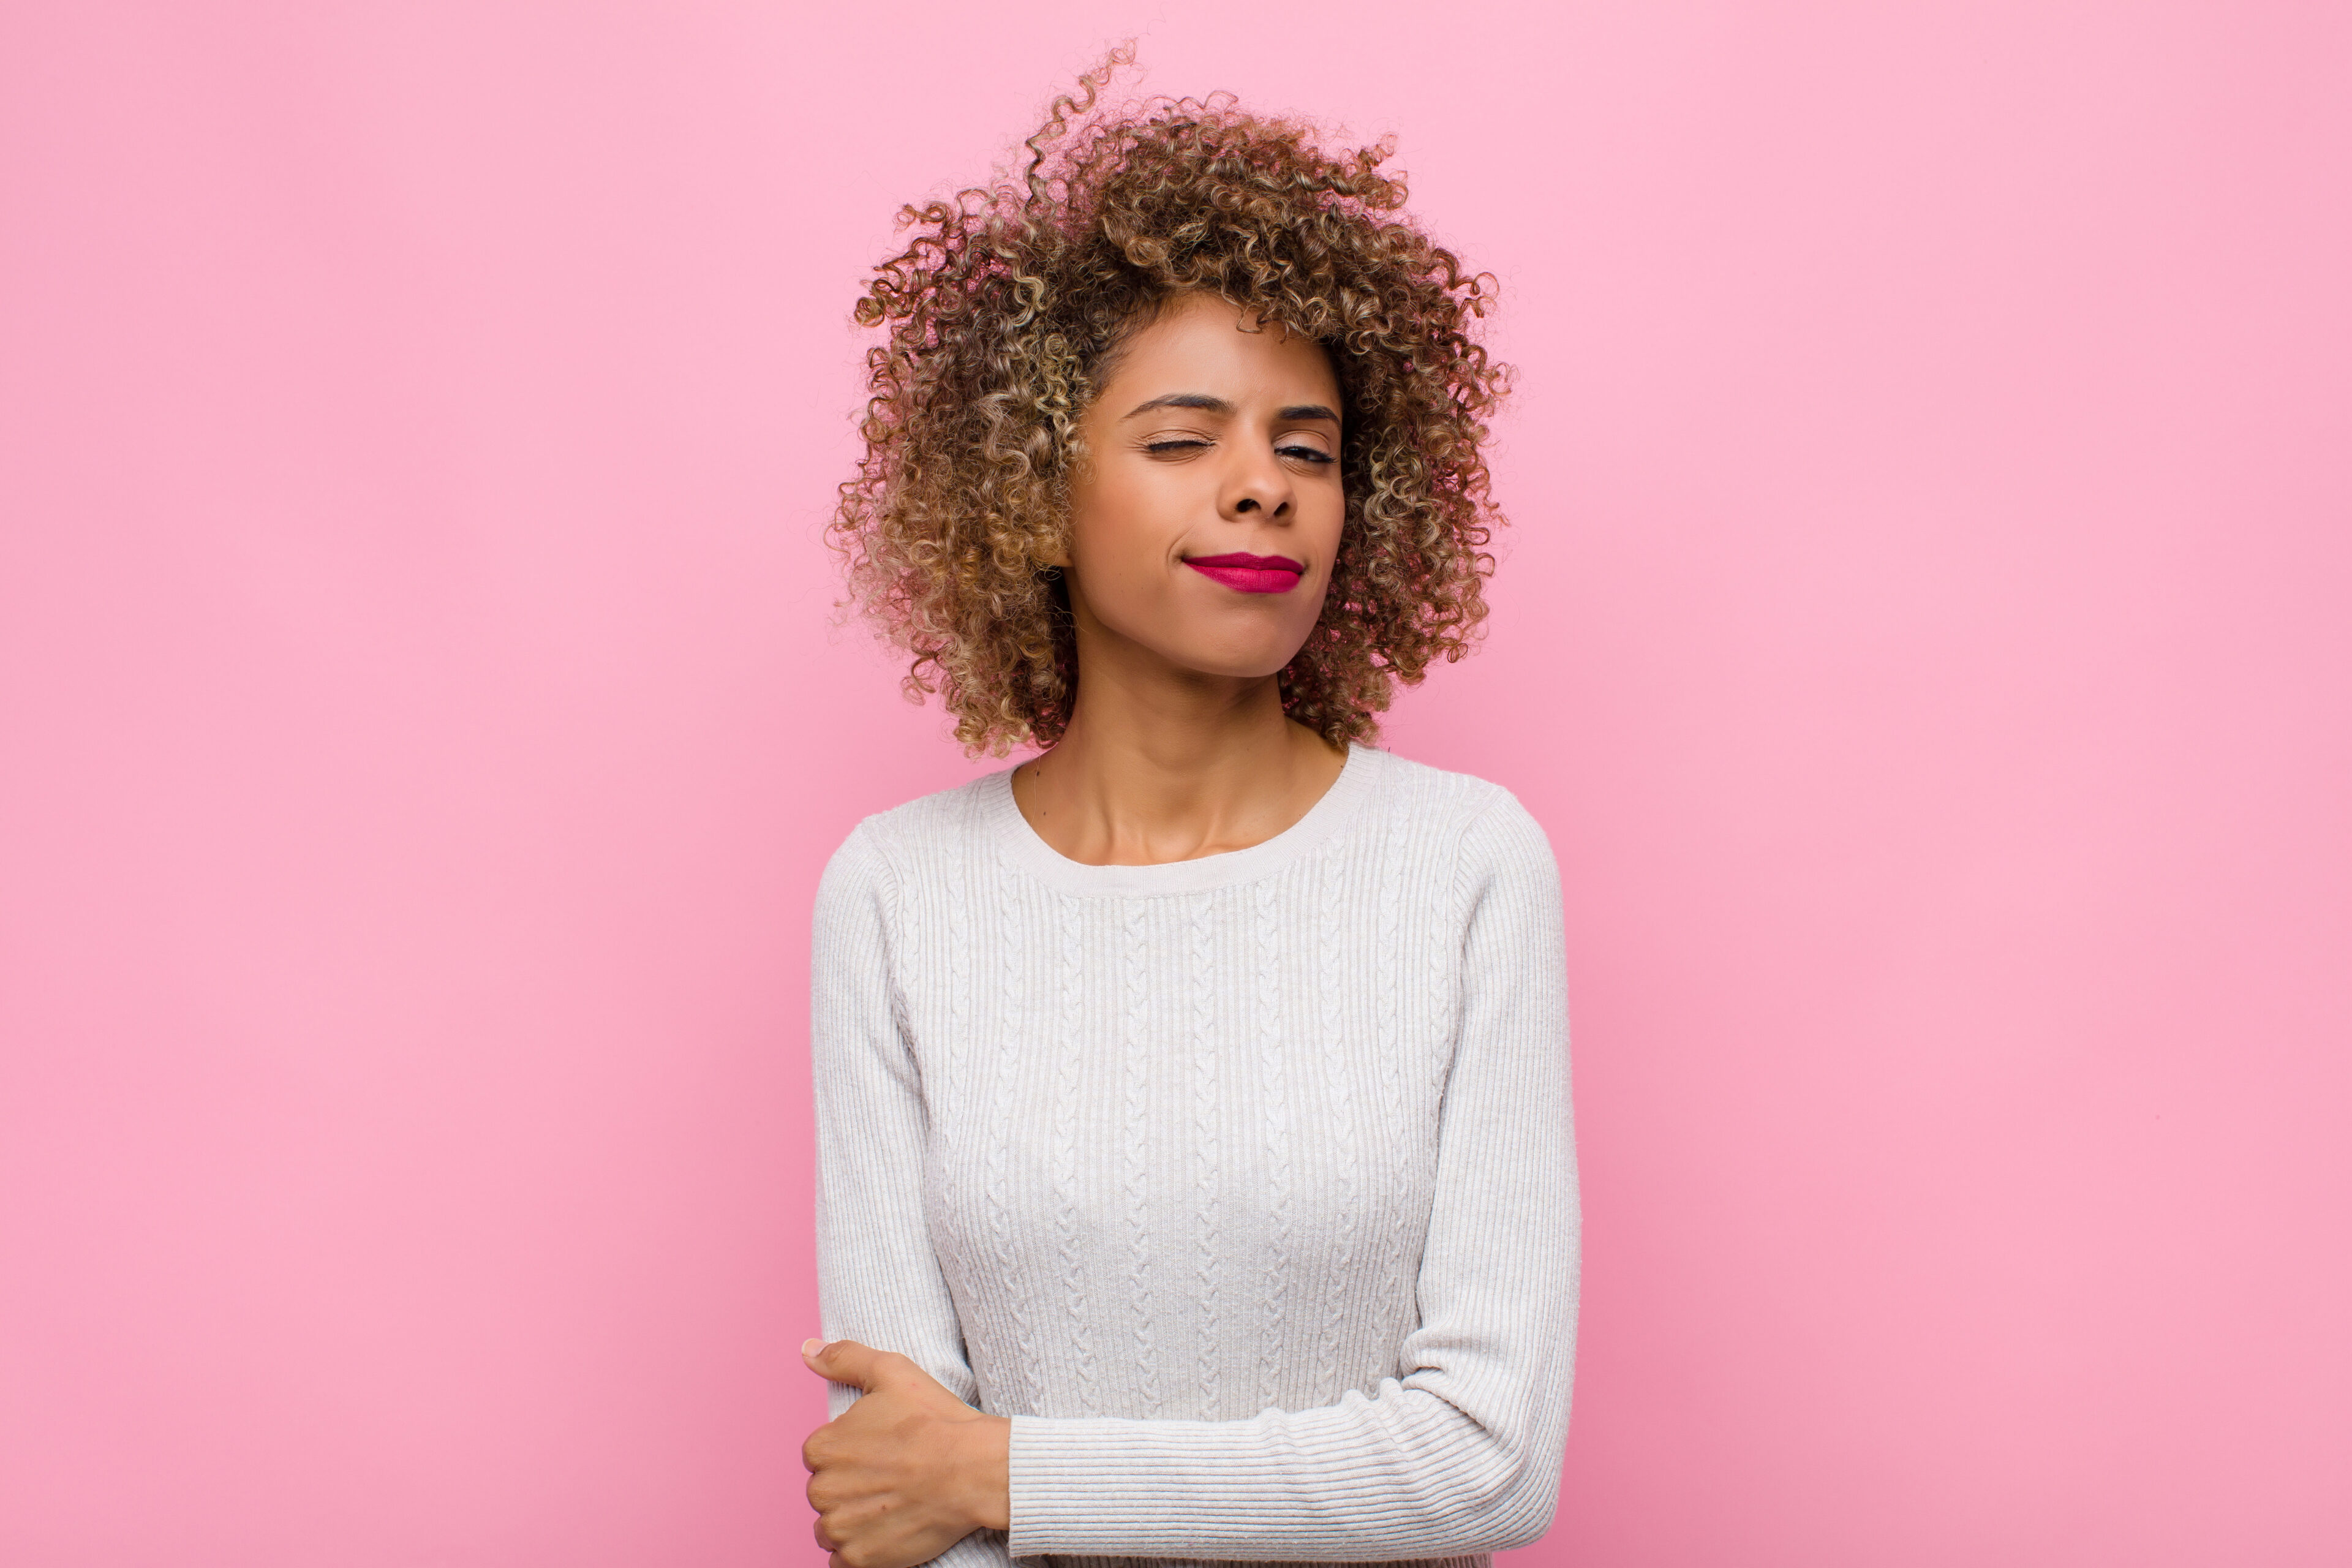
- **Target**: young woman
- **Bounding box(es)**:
[799,57,1579,1568]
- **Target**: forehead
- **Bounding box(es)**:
[1098,293,1339,403]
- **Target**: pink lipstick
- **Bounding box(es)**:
[1182,552,1306,594]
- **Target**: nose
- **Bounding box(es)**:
[1222,444,1294,523]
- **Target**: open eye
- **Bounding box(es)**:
[1276,442,1335,466]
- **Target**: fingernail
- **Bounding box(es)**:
[802,1337,825,1357]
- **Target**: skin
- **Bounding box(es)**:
[799,1338,1011,1567]
[801,290,1351,1568]
[1022,288,1351,863]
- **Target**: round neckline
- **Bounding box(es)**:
[981,741,1382,897]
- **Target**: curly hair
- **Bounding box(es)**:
[830,48,1511,755]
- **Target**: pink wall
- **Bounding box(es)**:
[4,4,2347,1563]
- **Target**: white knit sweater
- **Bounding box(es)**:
[810,744,1579,1568]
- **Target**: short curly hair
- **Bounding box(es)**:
[830,49,1511,755]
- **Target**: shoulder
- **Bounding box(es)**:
[1357,746,1555,873]
[816,771,1009,911]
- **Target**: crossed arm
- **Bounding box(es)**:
[802,804,1578,1568]
[799,1336,1008,1568]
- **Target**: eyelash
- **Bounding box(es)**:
[1143,439,1335,466]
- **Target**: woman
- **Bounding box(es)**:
[800,55,1579,1568]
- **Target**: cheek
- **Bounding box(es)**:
[1069,463,1178,589]
[1307,492,1348,584]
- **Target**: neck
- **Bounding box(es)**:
[1014,633,1346,867]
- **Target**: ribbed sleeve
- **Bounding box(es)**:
[1000,799,1577,1561]
[809,826,978,1411]
[807,748,1579,1568]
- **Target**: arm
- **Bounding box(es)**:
[808,825,1009,1567]
[1006,796,1581,1562]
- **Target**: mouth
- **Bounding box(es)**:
[1182,552,1307,595]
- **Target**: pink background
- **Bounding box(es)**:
[4,3,2348,1564]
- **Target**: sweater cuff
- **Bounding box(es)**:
[1005,1411,1324,1560]
[929,1526,1008,1568]
[1005,1414,1109,1559]
[1009,1413,1212,1558]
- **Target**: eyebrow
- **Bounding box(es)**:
[1123,393,1341,424]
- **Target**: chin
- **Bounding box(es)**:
[1175,644,1305,681]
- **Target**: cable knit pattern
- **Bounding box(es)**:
[1054,895,1098,1414]
[992,869,1042,1414]
[1313,851,1362,1394]
[1186,892,1223,1419]
[1120,900,1161,1412]
[1254,877,1294,1415]
[1368,801,1414,1348]
[810,745,1579,1568]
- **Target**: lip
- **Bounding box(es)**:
[1182,552,1306,595]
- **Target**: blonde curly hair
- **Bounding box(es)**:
[830,48,1512,755]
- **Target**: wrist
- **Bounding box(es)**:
[952,1412,1012,1533]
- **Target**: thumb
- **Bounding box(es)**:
[801,1336,884,1390]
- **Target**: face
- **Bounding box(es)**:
[1058,292,1345,683]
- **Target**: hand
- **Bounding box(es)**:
[801,1337,1011,1568]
